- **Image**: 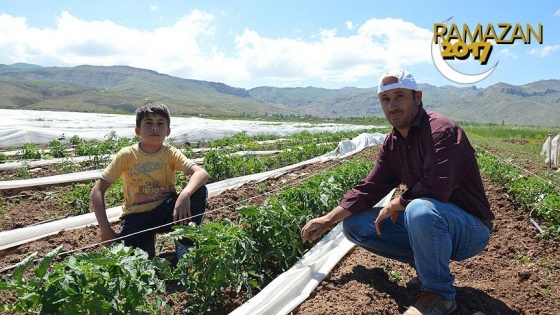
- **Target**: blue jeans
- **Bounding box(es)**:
[119,186,208,258]
[342,198,491,300]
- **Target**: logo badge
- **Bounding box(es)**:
[432,17,542,84]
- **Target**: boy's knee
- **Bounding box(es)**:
[191,185,208,201]
[189,185,208,225]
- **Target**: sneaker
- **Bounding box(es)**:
[406,276,422,289]
[175,242,190,261]
[403,292,457,315]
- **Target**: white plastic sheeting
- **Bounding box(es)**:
[0,109,378,147]
[331,133,386,158]
[0,170,102,190]
[0,149,334,190]
[230,190,394,315]
[0,149,280,174]
[0,154,114,172]
[0,133,387,251]
[0,156,199,186]
[0,151,278,188]
[541,133,560,168]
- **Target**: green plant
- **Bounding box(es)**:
[15,167,30,179]
[0,152,11,163]
[61,183,93,215]
[105,178,125,208]
[165,137,175,147]
[0,244,172,314]
[39,212,63,222]
[68,135,84,147]
[389,270,407,283]
[514,255,529,265]
[257,183,267,194]
[158,158,372,313]
[44,191,58,200]
[168,221,262,313]
[58,159,79,174]
[181,146,195,158]
[47,138,67,158]
[21,143,42,160]
[203,149,236,181]
[477,149,560,239]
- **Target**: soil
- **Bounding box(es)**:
[1,144,560,314]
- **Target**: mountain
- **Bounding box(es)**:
[0,64,293,117]
[0,64,559,126]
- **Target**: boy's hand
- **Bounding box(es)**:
[100,228,118,247]
[173,197,192,225]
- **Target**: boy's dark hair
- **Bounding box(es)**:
[135,101,171,127]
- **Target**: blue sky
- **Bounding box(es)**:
[1,0,559,89]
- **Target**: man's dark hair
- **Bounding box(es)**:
[411,91,423,108]
[135,101,171,127]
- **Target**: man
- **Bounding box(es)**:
[300,69,494,315]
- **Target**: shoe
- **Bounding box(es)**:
[175,242,190,261]
[403,292,457,315]
[406,276,422,289]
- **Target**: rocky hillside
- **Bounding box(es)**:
[1,63,559,126]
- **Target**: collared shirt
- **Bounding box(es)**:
[339,107,494,220]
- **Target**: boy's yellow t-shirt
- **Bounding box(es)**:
[101,144,196,216]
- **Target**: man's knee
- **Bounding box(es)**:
[342,215,376,244]
[405,198,438,225]
[341,219,355,241]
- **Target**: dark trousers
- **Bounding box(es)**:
[119,185,207,258]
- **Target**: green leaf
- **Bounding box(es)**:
[91,284,114,300]
[34,246,63,279]
[12,252,38,283]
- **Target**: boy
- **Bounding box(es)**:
[91,101,209,260]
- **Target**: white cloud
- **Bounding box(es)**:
[232,18,432,87]
[497,48,518,60]
[0,13,432,88]
[149,5,159,11]
[555,9,560,16]
[0,10,217,74]
[529,45,560,57]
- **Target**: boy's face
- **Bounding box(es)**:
[135,112,170,150]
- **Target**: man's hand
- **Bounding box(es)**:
[301,216,332,243]
[375,198,405,235]
[301,206,353,244]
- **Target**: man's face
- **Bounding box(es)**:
[378,88,421,132]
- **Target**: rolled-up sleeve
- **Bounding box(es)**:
[339,146,400,214]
